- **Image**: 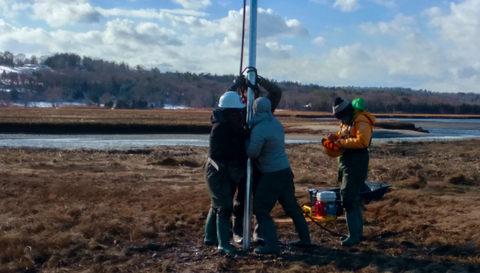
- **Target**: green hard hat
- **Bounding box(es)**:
[352,98,366,111]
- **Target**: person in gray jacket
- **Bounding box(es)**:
[231,75,283,246]
[246,97,312,254]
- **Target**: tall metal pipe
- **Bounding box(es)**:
[242,0,257,251]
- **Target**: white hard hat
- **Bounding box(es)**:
[218,91,245,108]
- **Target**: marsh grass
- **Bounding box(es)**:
[0,140,479,272]
[397,174,428,189]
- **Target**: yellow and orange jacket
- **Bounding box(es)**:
[334,111,375,149]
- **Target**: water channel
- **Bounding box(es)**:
[0,118,479,149]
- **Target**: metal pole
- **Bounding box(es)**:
[243,0,257,251]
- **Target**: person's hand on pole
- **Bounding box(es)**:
[230,75,248,91]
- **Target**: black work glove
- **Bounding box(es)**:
[246,77,260,98]
[229,75,247,91]
[243,127,252,140]
[256,74,264,84]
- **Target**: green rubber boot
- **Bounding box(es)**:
[217,213,239,254]
[357,208,364,239]
[341,209,360,247]
[204,208,218,246]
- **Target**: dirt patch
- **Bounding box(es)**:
[151,157,203,168]
[446,173,473,186]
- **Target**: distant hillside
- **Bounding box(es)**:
[1,51,480,114]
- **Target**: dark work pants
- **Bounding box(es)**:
[252,168,311,249]
[204,161,236,247]
[233,164,262,239]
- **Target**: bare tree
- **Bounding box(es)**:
[99,93,114,107]
[30,55,38,65]
[2,51,14,67]
[14,53,26,67]
[44,87,63,107]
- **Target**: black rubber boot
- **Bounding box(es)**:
[232,215,243,245]
[254,245,279,255]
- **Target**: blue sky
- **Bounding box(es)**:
[1,0,479,93]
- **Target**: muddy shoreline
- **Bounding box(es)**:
[0,121,425,135]
[3,107,475,135]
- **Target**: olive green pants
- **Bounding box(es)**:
[338,152,369,212]
[338,152,369,239]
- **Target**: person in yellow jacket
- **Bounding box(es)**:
[327,97,375,247]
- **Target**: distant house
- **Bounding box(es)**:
[303,103,312,109]
[20,64,52,73]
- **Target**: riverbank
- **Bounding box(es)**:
[0,107,432,135]
[1,140,479,272]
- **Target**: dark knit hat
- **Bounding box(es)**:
[332,97,354,119]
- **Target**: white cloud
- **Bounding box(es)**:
[333,0,359,12]
[102,19,183,48]
[2,1,480,93]
[0,0,30,18]
[217,1,229,7]
[265,42,293,52]
[96,7,208,20]
[172,0,211,10]
[31,0,101,27]
[4,0,209,27]
[96,8,161,19]
[312,36,327,46]
[309,0,329,4]
[422,6,442,18]
[159,8,209,16]
[456,66,479,79]
[369,0,396,9]
[0,18,184,66]
[257,43,382,86]
[427,0,480,52]
[360,14,416,36]
[256,38,465,91]
[0,5,305,75]
[167,7,308,42]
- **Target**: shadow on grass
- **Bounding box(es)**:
[240,243,480,272]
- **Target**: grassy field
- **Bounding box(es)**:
[1,139,479,272]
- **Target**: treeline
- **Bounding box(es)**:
[1,51,480,114]
[0,51,43,67]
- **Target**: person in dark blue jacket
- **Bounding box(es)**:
[204,91,247,254]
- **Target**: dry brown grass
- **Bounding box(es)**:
[397,174,428,189]
[0,107,213,126]
[0,140,480,272]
